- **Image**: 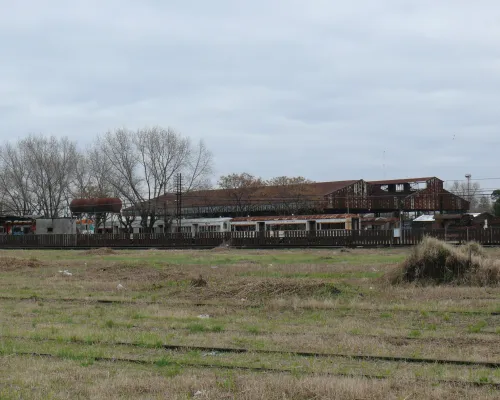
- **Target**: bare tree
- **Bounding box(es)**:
[448,181,481,211]
[217,173,265,215]
[476,196,492,213]
[264,176,318,214]
[265,176,313,186]
[183,140,214,192]
[0,142,34,215]
[70,149,122,233]
[96,126,213,231]
[21,135,78,218]
[0,135,77,218]
[215,174,318,215]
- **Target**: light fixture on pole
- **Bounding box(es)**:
[465,174,471,210]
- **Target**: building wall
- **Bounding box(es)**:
[36,219,76,234]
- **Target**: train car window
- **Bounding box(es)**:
[267,224,306,231]
[233,225,256,231]
[199,225,218,233]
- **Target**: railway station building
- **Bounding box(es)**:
[133,176,469,219]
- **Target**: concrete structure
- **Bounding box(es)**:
[35,218,76,234]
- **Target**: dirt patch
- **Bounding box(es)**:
[0,256,45,271]
[190,274,207,287]
[82,248,117,256]
[201,278,342,299]
[210,241,232,252]
[386,337,411,346]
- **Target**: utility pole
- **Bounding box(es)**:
[465,174,471,211]
[175,173,182,233]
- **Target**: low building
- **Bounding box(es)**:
[125,176,469,219]
[35,218,76,234]
[412,212,494,230]
[412,214,436,229]
[361,216,399,230]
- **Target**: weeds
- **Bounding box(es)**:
[155,357,174,367]
[210,324,225,333]
[246,326,261,335]
[187,323,206,333]
[388,237,500,285]
[104,320,115,329]
[468,320,487,333]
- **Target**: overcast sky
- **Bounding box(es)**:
[1,0,500,190]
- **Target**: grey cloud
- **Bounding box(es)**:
[1,0,500,187]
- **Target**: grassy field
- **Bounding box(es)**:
[0,247,499,399]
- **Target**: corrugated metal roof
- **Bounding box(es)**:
[413,215,435,222]
[467,213,481,218]
[362,217,399,223]
[142,180,360,209]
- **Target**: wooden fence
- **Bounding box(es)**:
[1,228,500,249]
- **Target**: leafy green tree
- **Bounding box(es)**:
[491,190,500,216]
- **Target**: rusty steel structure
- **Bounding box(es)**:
[125,176,469,218]
[326,177,467,214]
[70,198,123,214]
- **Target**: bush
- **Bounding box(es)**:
[388,237,499,286]
[458,241,486,258]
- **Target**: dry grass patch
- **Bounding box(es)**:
[0,256,45,271]
[0,356,498,400]
[197,279,343,300]
[82,247,117,255]
[0,247,499,398]
[82,262,183,283]
[388,237,500,286]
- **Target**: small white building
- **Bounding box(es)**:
[35,218,76,234]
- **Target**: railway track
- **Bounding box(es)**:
[5,348,500,390]
[1,295,498,316]
[2,335,499,369]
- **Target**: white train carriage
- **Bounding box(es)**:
[230,215,360,237]
[170,217,232,235]
[166,215,360,238]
